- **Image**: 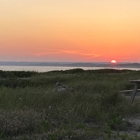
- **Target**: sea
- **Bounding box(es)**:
[0,66,140,72]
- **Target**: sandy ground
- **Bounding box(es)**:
[109,116,140,139]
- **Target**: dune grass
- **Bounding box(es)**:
[0,69,140,139]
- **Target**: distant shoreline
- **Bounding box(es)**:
[0,61,140,68]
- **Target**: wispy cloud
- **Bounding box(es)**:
[34,49,102,59]
[59,50,101,57]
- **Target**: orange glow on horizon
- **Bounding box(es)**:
[1,1,140,62]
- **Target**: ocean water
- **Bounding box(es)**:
[0,66,140,72]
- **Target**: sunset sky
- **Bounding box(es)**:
[1,0,140,62]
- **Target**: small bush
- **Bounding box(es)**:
[0,109,42,137]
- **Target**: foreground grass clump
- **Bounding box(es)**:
[0,69,140,139]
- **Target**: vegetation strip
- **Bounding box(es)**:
[0,69,140,139]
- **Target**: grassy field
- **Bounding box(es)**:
[1,69,140,140]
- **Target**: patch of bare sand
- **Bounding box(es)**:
[115,115,140,137]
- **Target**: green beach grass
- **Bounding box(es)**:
[0,69,140,139]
